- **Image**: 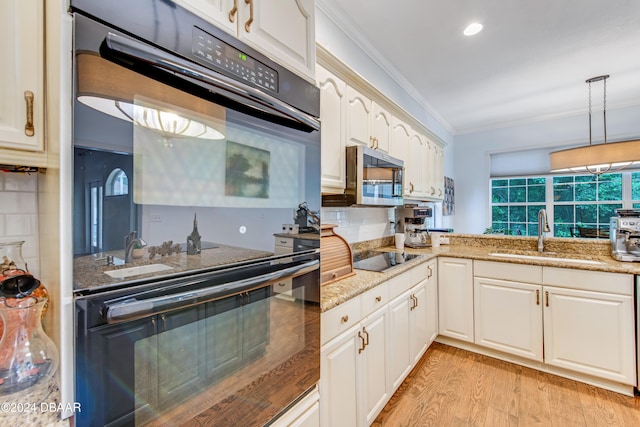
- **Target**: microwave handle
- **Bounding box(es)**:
[103,259,319,324]
[104,32,320,131]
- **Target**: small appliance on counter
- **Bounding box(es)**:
[396,206,433,248]
[610,209,640,261]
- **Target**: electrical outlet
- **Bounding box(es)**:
[150,214,162,222]
[440,236,450,244]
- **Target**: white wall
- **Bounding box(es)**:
[454,104,640,234]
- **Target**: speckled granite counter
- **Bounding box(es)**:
[74,244,274,292]
[0,377,69,426]
[321,234,640,312]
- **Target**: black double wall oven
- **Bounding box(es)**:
[70,1,321,426]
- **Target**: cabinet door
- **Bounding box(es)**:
[242,287,271,361]
[239,0,316,81]
[387,291,412,390]
[205,295,243,380]
[433,145,445,199]
[317,65,347,193]
[425,140,436,197]
[320,326,359,427]
[474,277,543,361]
[157,306,206,407]
[438,257,474,342]
[346,86,372,147]
[371,102,391,152]
[543,286,636,385]
[389,117,410,193]
[406,132,424,197]
[409,281,428,365]
[0,0,44,158]
[359,310,389,426]
[425,261,439,345]
[173,0,237,34]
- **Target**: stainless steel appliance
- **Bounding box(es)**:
[610,209,640,262]
[322,145,404,206]
[396,206,433,248]
[353,251,423,272]
[70,0,321,425]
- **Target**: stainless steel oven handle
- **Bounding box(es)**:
[103,259,319,324]
[104,32,320,131]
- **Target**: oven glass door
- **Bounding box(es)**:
[72,13,320,292]
[75,258,320,426]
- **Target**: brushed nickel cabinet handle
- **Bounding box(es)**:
[229,0,238,22]
[244,0,254,32]
[358,331,366,354]
[536,289,540,305]
[545,291,549,307]
[341,315,349,323]
[24,90,35,137]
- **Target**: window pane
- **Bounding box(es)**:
[528,223,539,237]
[492,205,508,222]
[554,224,572,237]
[554,205,574,224]
[553,176,573,184]
[509,206,526,223]
[553,183,573,202]
[492,188,508,203]
[510,223,526,236]
[509,186,526,203]
[528,185,545,202]
[527,178,545,185]
[599,204,622,224]
[527,205,545,222]
[597,175,622,201]
[492,179,508,188]
[632,172,640,200]
[575,175,596,183]
[574,182,596,201]
[576,204,597,223]
[509,178,526,186]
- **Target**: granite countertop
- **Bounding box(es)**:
[320,234,640,312]
[73,244,274,292]
[273,232,320,240]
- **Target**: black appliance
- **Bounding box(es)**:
[353,251,423,272]
[70,0,321,425]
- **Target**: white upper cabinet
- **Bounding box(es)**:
[406,131,426,198]
[371,102,391,152]
[317,65,346,193]
[345,86,372,147]
[176,0,316,81]
[0,0,46,167]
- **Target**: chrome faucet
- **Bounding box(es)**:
[124,231,147,263]
[537,209,550,252]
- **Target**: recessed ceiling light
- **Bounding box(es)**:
[464,23,483,36]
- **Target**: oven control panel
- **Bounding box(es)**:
[192,27,278,93]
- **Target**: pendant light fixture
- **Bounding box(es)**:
[549,75,640,174]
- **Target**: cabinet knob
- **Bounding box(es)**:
[375,296,382,302]
[341,315,349,323]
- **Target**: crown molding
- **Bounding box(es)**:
[316,0,454,136]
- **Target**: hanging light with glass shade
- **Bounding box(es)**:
[549,75,640,174]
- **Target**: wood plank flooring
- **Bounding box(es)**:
[373,342,640,427]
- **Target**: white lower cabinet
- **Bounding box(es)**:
[438,257,474,342]
[320,260,438,426]
[271,386,320,427]
[472,260,636,387]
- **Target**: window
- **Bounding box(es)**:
[106,168,128,196]
[491,178,545,236]
[490,172,636,238]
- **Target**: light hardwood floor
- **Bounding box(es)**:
[374,342,640,426]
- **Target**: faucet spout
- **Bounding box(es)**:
[537,209,550,252]
[124,231,147,263]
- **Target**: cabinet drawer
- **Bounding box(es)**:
[275,237,294,249]
[543,267,633,295]
[475,260,542,283]
[387,271,413,300]
[410,261,432,285]
[321,297,361,345]
[360,282,389,318]
[273,278,292,295]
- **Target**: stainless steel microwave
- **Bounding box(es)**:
[323,145,404,206]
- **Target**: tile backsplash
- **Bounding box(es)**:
[322,207,395,244]
[0,172,39,276]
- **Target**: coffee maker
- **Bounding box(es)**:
[610,209,640,261]
[396,207,433,248]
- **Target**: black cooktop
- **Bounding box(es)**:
[353,251,422,272]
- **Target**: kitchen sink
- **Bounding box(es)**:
[105,264,173,279]
[488,252,604,265]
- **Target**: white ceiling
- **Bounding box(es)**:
[318,0,640,135]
